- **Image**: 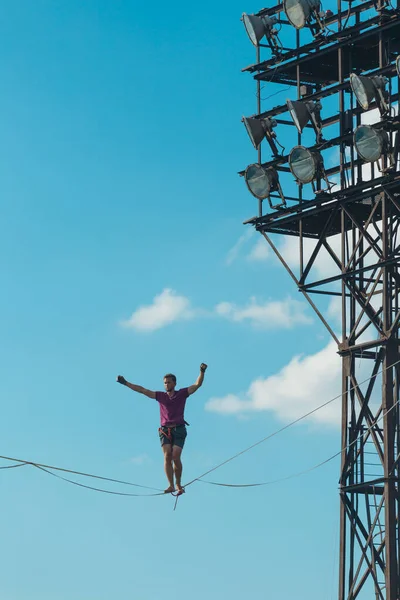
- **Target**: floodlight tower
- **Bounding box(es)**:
[240,2,400,599]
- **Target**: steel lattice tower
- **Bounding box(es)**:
[240,2,400,598]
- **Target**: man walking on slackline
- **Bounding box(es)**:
[116,363,208,495]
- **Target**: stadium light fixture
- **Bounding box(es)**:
[242,13,282,53]
[242,116,280,155]
[353,125,391,164]
[350,73,389,115]
[286,99,323,142]
[244,164,286,208]
[289,145,331,191]
[283,0,321,29]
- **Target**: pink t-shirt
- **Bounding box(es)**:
[155,388,189,426]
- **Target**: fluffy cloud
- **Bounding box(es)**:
[278,234,341,280]
[215,296,312,329]
[247,237,269,262]
[122,288,195,332]
[225,229,254,266]
[327,296,342,324]
[225,230,270,265]
[206,340,342,426]
[122,289,313,333]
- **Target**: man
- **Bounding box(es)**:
[116,363,207,495]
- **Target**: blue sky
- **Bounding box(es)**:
[0,1,358,599]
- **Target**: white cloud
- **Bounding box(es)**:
[130,454,152,466]
[122,291,313,333]
[278,234,341,280]
[225,229,254,266]
[327,146,341,167]
[327,296,342,324]
[361,107,382,126]
[206,340,341,426]
[247,237,269,262]
[215,296,312,329]
[122,288,195,332]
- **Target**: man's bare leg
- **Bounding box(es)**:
[162,444,175,493]
[172,446,184,493]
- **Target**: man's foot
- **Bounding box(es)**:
[164,485,175,494]
[176,486,185,496]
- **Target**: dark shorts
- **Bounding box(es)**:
[158,425,187,449]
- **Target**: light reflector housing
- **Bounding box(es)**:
[242,13,278,46]
[350,73,388,114]
[396,55,400,78]
[354,125,389,163]
[283,0,320,29]
[243,116,277,150]
[289,146,322,183]
[244,164,279,199]
[286,99,321,134]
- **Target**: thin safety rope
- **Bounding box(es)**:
[34,465,165,497]
[0,454,163,492]
[200,388,400,488]
[1,358,399,501]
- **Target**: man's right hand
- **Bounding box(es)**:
[117,375,127,385]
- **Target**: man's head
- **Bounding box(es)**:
[164,373,176,393]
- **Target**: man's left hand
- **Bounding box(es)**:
[200,363,208,372]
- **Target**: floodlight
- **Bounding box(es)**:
[283,0,320,29]
[244,164,286,208]
[245,164,277,198]
[354,125,389,163]
[286,99,322,141]
[289,146,323,183]
[242,13,277,45]
[350,73,388,114]
[242,13,282,52]
[243,116,279,154]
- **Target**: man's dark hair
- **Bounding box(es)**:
[164,373,176,383]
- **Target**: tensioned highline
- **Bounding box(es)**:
[1,357,399,501]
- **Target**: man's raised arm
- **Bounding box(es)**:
[188,363,208,396]
[116,375,156,399]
